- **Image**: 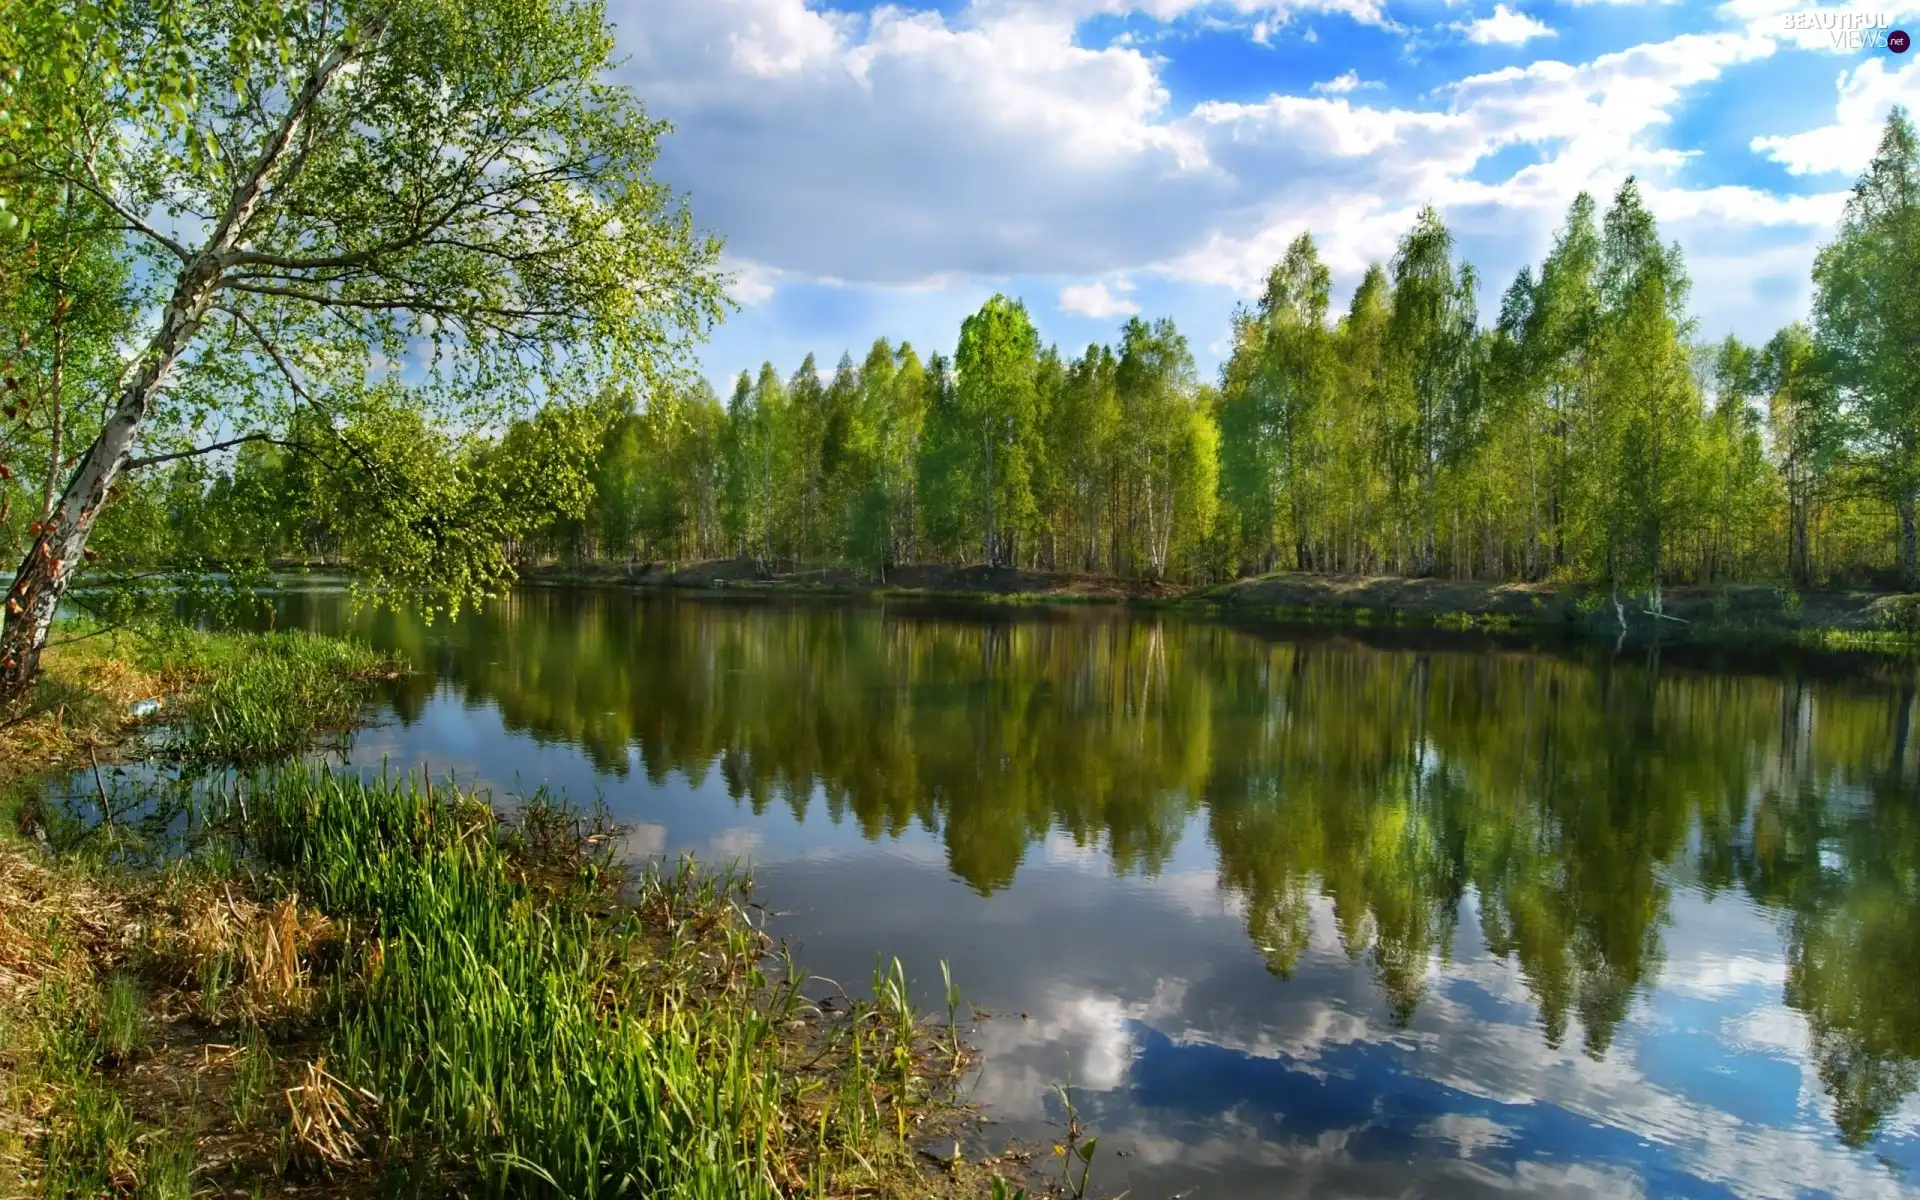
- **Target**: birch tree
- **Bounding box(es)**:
[1763,323,1843,585]
[1593,178,1701,615]
[953,295,1041,567]
[0,0,724,698]
[1813,107,1920,587]
[1386,207,1479,574]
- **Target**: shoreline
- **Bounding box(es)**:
[0,625,1012,1199]
[487,560,1920,652]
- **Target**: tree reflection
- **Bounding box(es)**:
[270,589,1920,1147]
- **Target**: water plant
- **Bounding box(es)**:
[165,631,395,766]
[201,767,969,1197]
[1050,1083,1100,1200]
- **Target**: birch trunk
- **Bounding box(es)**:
[0,23,381,703]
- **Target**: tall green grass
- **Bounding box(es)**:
[224,769,956,1198]
[170,632,393,766]
[232,769,784,1196]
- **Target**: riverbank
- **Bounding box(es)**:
[511,559,1920,650]
[0,625,1021,1198]
[1191,573,1920,648]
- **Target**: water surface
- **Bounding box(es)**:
[257,586,1920,1198]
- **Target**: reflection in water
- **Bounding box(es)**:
[258,586,1920,1192]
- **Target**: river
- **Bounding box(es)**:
[248,583,1920,1199]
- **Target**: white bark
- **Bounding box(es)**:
[1,20,386,692]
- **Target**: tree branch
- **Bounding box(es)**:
[215,306,394,486]
[216,304,322,406]
[217,202,458,272]
[44,166,193,262]
[124,432,303,470]
[219,279,568,322]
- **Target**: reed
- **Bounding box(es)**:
[214,768,969,1197]
[168,631,396,766]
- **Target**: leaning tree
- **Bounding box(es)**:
[0,0,726,701]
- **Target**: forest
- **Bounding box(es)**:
[1,1,1915,703]
[134,112,1920,609]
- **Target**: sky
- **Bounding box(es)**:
[601,0,1920,392]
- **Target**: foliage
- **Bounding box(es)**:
[954,295,1044,568]
[468,133,1919,596]
[1811,106,1920,587]
[0,0,729,694]
[167,630,392,765]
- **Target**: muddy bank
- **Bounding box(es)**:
[1195,573,1920,642]
[365,558,1920,646]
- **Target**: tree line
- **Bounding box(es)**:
[390,111,1909,599]
[3,0,1915,703]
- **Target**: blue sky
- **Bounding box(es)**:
[604,0,1920,391]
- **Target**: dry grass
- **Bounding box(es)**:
[284,1057,374,1167]
[140,875,337,1025]
[0,844,141,1010]
[0,634,171,828]
[0,838,352,1196]
[0,846,110,1183]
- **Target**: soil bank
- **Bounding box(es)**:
[512,559,1918,646]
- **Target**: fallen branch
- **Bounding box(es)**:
[89,742,111,827]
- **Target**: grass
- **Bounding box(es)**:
[162,630,396,766]
[4,769,985,1198]
[0,613,1113,1198]
[0,621,399,803]
[230,767,975,1196]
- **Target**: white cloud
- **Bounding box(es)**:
[1418,1113,1516,1158]
[1459,4,1556,45]
[1641,182,1844,227]
[613,0,1862,367]
[972,0,1399,30]
[723,257,783,305]
[724,0,849,75]
[1655,951,1789,999]
[616,821,668,859]
[967,977,1191,1116]
[1750,57,1920,176]
[1311,69,1382,93]
[1150,30,1800,302]
[709,826,763,860]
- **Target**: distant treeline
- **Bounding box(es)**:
[149,112,1920,597]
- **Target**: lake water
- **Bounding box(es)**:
[253,584,1920,1198]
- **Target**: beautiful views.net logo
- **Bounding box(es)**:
[1781,10,1911,51]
